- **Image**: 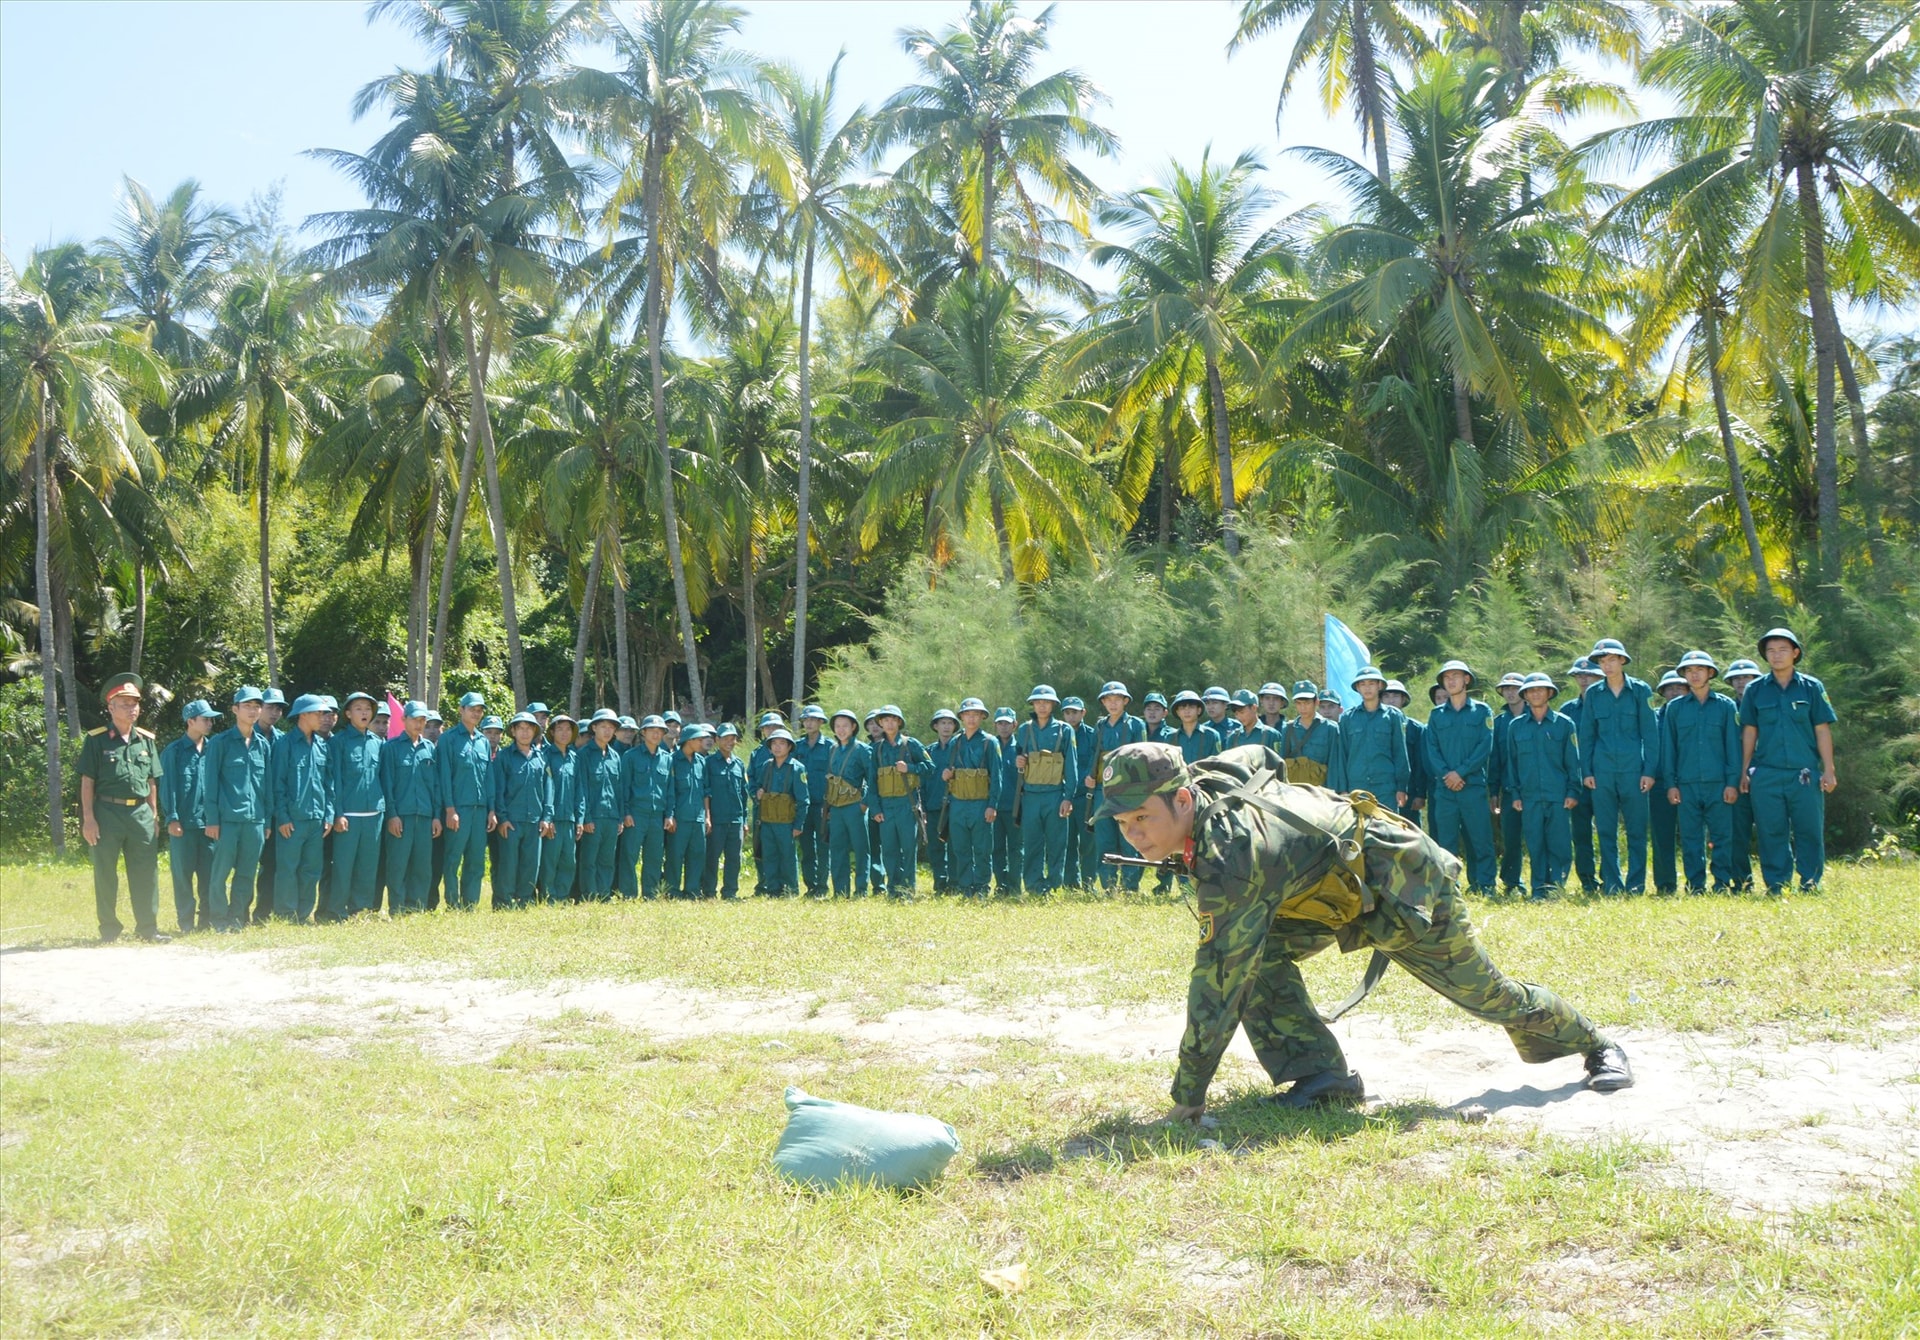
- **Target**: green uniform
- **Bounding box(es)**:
[667,749,711,899]
[924,734,956,891]
[621,742,672,899]
[703,752,750,899]
[943,730,1002,896]
[872,735,933,897]
[1648,700,1680,894]
[576,741,624,899]
[1739,671,1836,892]
[201,725,271,930]
[327,725,386,916]
[757,757,808,894]
[1064,719,1098,887]
[1169,748,1610,1106]
[1088,713,1149,889]
[435,724,493,908]
[1014,718,1080,894]
[380,734,439,914]
[1579,678,1659,894]
[1660,691,1741,892]
[1332,704,1410,813]
[1492,705,1527,891]
[489,743,552,908]
[270,729,332,923]
[821,740,874,897]
[158,734,214,932]
[794,730,833,895]
[1278,717,1343,790]
[992,728,1022,894]
[539,742,582,903]
[78,724,163,940]
[1558,696,1597,888]
[1422,700,1496,892]
[1503,709,1580,897]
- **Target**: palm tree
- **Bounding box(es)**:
[99,176,238,672]
[1228,0,1435,184]
[179,255,336,689]
[1067,149,1300,556]
[864,272,1112,583]
[0,246,165,852]
[753,57,890,719]
[877,0,1115,279]
[1276,51,1619,456]
[1589,0,1920,574]
[595,0,761,722]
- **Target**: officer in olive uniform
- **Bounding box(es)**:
[1559,658,1603,890]
[1094,743,1632,1118]
[794,706,833,896]
[1084,683,1148,890]
[704,723,752,899]
[1648,670,1689,895]
[1721,659,1763,889]
[1423,661,1497,893]
[1740,628,1838,894]
[159,699,220,933]
[78,673,168,943]
[1661,651,1741,894]
[1060,696,1097,887]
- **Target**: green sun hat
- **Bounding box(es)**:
[1093,743,1190,821]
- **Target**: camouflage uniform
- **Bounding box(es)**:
[1095,743,1615,1107]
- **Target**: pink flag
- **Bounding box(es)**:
[387,692,406,738]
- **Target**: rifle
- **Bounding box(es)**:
[1011,721,1027,824]
[1102,852,1188,874]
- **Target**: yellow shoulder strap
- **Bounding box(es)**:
[87,726,108,737]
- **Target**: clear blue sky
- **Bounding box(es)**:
[2,0,1374,258]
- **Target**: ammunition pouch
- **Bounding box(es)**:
[759,792,797,825]
[948,768,991,802]
[1023,750,1065,786]
[876,769,917,799]
[826,775,864,808]
[1283,755,1328,788]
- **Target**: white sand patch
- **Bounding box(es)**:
[4,943,1916,1214]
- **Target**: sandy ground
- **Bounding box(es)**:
[4,943,1917,1216]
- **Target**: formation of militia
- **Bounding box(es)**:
[81,629,1837,953]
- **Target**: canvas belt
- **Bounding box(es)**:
[1023,750,1065,786]
[759,793,797,824]
[876,769,917,799]
[948,768,991,801]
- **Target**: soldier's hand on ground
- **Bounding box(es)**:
[279,822,295,839]
[1161,1103,1205,1125]
[1057,799,1072,819]
[82,816,100,846]
[169,820,184,838]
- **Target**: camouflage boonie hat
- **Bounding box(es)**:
[1093,742,1190,821]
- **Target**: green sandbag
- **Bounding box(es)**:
[772,1086,962,1190]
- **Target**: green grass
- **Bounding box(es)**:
[4,861,1920,1336]
[5,861,1919,1037]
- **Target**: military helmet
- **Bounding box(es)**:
[1092,742,1190,821]
[1382,679,1411,700]
[1258,682,1287,699]
[526,702,549,716]
[1143,691,1169,708]
[1676,649,1718,673]
[1723,658,1762,683]
[1349,665,1387,690]
[1589,637,1632,663]
[232,685,265,706]
[800,705,828,722]
[181,698,220,721]
[1434,660,1477,689]
[480,714,505,732]
[1230,688,1259,708]
[1429,682,1447,705]
[1290,680,1318,700]
[639,714,668,731]
[506,711,539,730]
[757,711,784,729]
[765,728,796,745]
[680,722,711,741]
[288,693,328,718]
[1318,690,1340,704]
[1519,672,1557,694]
[874,704,905,722]
[930,707,959,725]
[548,712,576,730]
[589,707,621,725]
[1496,672,1526,690]
[403,700,431,720]
[993,706,1018,724]
[1170,689,1204,708]
[863,709,879,725]
[958,697,988,715]
[616,715,639,731]
[718,722,740,739]
[1657,671,1687,693]
[458,691,486,709]
[262,687,287,707]
[342,691,376,708]
[424,710,442,724]
[1061,695,1085,711]
[319,695,340,712]
[663,710,683,725]
[1758,626,1802,657]
[1201,686,1230,703]
[1028,684,1061,705]
[1568,656,1602,679]
[1098,681,1130,701]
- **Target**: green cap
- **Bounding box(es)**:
[1092,742,1190,820]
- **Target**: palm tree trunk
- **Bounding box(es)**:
[130,562,147,676]
[428,319,476,708]
[613,569,633,718]
[1794,161,1842,578]
[570,532,603,719]
[1701,301,1768,590]
[1834,339,1883,565]
[980,138,997,275]
[411,472,439,698]
[258,413,279,688]
[459,299,527,705]
[743,524,758,726]
[53,570,81,742]
[1204,351,1239,556]
[1158,438,1176,547]
[1350,0,1392,185]
[644,145,708,721]
[1453,374,1474,447]
[33,398,63,855]
[991,490,1016,584]
[790,233,816,721]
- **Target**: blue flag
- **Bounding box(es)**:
[1324,614,1371,709]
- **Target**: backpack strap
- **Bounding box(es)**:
[1193,767,1372,916]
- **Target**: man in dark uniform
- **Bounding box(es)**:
[77,672,168,942]
[251,686,287,926]
[159,699,220,933]
[1559,658,1603,891]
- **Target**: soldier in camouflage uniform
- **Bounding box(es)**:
[1094,742,1633,1117]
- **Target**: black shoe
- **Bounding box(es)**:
[1269,1069,1365,1109]
[99,930,122,944]
[1585,1045,1634,1092]
[137,930,172,944]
